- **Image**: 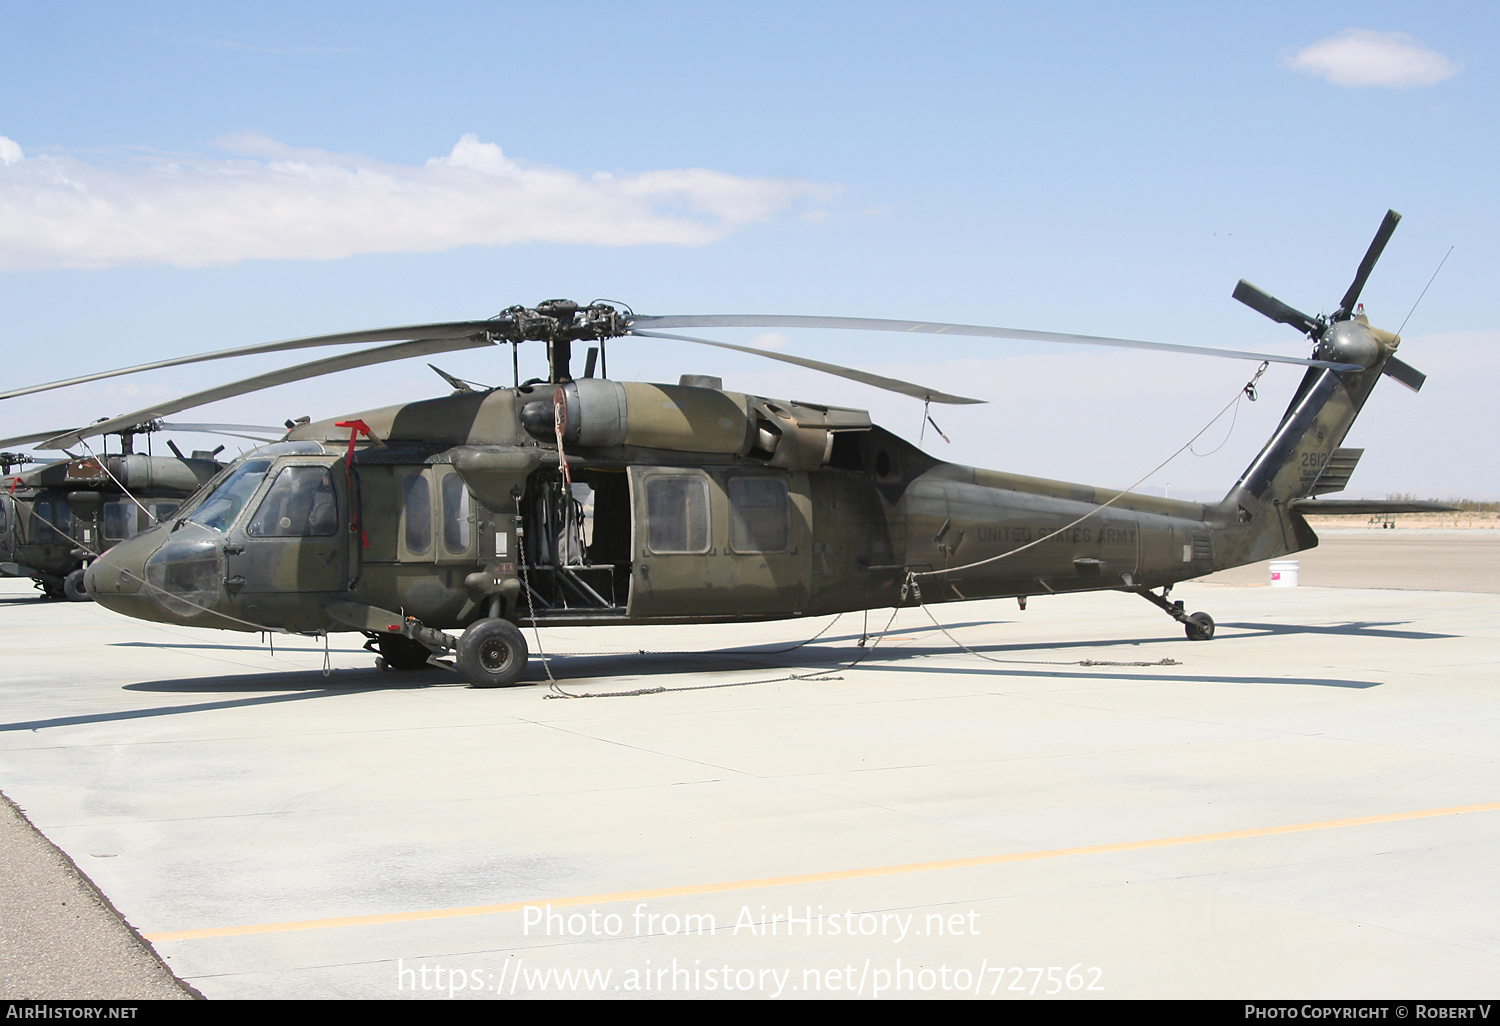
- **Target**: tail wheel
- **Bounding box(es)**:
[457,619,529,688]
[1185,612,1215,641]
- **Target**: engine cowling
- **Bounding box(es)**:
[517,379,871,469]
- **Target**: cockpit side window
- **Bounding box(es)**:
[185,459,274,533]
[246,466,338,538]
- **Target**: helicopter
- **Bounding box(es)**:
[4,210,1452,686]
[0,421,280,600]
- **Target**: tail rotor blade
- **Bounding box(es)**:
[1337,209,1402,318]
[1231,280,1321,336]
[1381,355,1426,392]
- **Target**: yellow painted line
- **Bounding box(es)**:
[143,799,1500,943]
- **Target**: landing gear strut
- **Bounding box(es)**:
[358,610,530,686]
[1136,586,1215,641]
[373,633,434,671]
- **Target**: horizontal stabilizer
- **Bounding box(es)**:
[1310,447,1363,496]
[1383,356,1426,392]
[1291,499,1459,515]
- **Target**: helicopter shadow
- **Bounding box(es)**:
[866,660,1382,689]
[546,639,1383,691]
[0,668,458,733]
[531,621,999,681]
[111,640,348,653]
[540,620,1405,690]
[1218,620,1454,641]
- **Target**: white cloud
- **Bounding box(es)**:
[1282,29,1461,88]
[0,133,833,270]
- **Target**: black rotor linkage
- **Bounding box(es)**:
[493,301,628,383]
[0,452,38,474]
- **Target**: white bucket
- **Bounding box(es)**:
[1269,560,1300,587]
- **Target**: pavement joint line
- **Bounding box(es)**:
[142,798,1500,944]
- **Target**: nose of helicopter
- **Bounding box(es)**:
[85,526,222,624]
[84,531,155,615]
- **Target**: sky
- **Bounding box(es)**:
[2,1,1496,501]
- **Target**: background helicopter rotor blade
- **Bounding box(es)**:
[38,335,495,449]
[627,329,985,405]
[0,422,286,450]
[158,422,287,436]
[0,428,75,448]
[1230,281,1322,337]
[628,314,1360,371]
[0,320,504,402]
[156,422,289,443]
[1336,209,1402,318]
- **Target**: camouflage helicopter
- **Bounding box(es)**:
[4,210,1450,686]
[0,422,282,600]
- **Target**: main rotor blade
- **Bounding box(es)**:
[0,320,503,402]
[1337,209,1402,318]
[1230,281,1322,337]
[626,329,985,405]
[629,314,1360,371]
[39,335,495,449]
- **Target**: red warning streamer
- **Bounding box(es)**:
[335,420,372,548]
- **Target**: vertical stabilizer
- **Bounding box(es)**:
[1206,210,1418,569]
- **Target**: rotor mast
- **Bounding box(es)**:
[495,300,627,384]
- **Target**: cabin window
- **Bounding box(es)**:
[103,501,137,541]
[149,502,179,525]
[33,500,70,543]
[0,496,10,535]
[246,466,338,538]
[442,473,472,554]
[728,477,789,553]
[402,472,432,555]
[646,475,710,554]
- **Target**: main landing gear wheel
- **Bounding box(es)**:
[1184,612,1215,641]
[64,569,90,602]
[457,618,529,688]
[377,633,434,671]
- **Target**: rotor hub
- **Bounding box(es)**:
[496,301,627,344]
[1318,320,1381,370]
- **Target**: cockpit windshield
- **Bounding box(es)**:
[169,442,325,527]
[184,459,274,533]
